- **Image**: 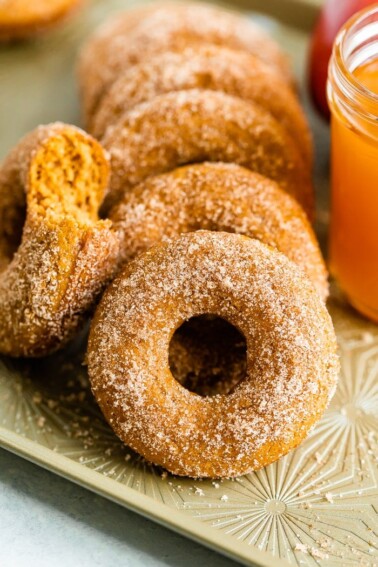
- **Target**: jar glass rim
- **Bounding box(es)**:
[333,4,378,107]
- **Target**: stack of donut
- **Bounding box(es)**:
[0,2,339,478]
[79,2,339,478]
[78,2,315,217]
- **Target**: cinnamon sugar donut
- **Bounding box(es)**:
[110,163,327,300]
[88,231,339,478]
[77,2,293,123]
[0,0,82,41]
[0,123,119,357]
[91,45,312,167]
[102,90,314,218]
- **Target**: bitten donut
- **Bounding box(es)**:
[102,90,314,217]
[77,2,293,123]
[0,0,82,41]
[88,231,339,478]
[91,45,312,167]
[110,163,327,300]
[0,123,119,357]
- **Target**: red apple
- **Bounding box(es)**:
[308,0,375,119]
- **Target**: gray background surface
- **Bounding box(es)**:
[0,449,239,567]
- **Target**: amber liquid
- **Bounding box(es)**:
[330,59,378,322]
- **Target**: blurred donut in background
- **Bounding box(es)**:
[0,0,84,41]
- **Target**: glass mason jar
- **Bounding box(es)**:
[327,5,378,323]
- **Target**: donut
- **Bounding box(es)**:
[0,123,119,357]
[77,2,294,123]
[90,45,312,167]
[102,90,314,218]
[87,231,339,478]
[90,45,309,159]
[109,163,327,300]
[0,0,82,41]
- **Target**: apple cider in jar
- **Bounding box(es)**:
[328,5,378,322]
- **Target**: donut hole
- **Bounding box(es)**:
[28,131,107,225]
[169,315,247,396]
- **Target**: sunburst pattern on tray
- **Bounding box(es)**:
[0,293,377,566]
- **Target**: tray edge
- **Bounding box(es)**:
[0,427,292,567]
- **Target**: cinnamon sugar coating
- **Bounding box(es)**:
[0,0,82,41]
[102,89,314,217]
[88,231,339,478]
[77,2,294,123]
[109,163,327,300]
[0,123,119,357]
[91,45,312,167]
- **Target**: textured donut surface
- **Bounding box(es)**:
[102,89,314,217]
[0,123,119,357]
[77,1,293,122]
[0,0,81,41]
[88,231,339,478]
[110,163,327,300]
[91,45,311,167]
